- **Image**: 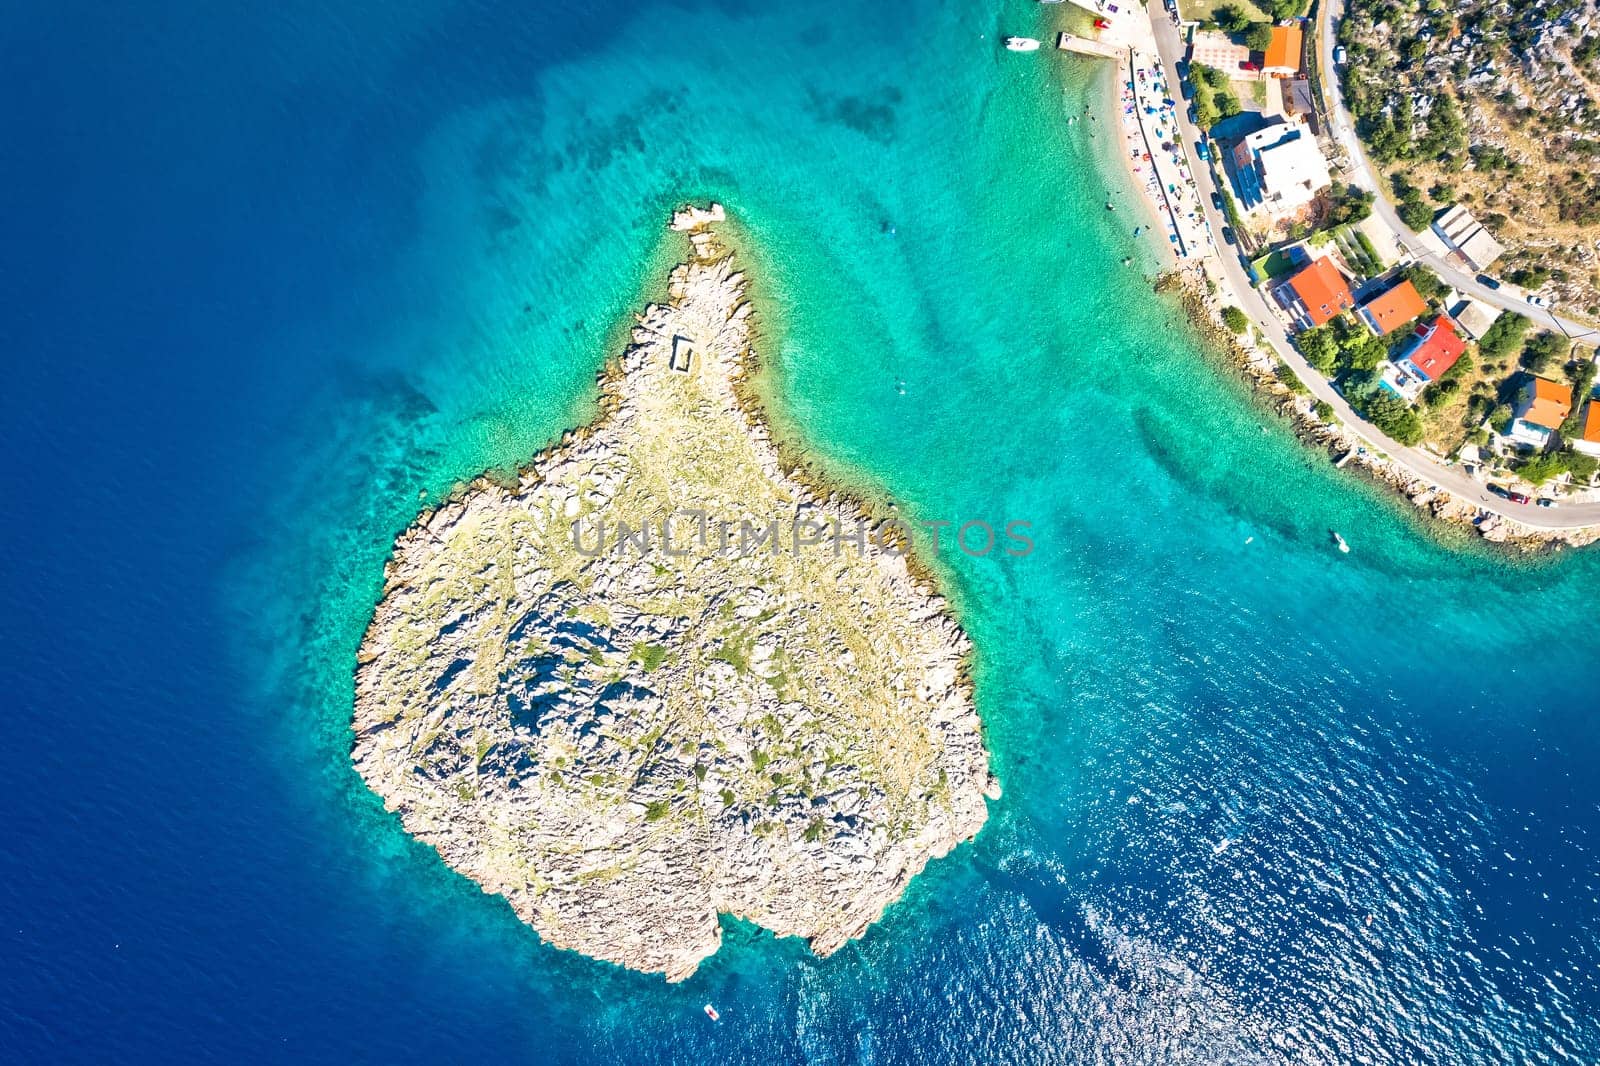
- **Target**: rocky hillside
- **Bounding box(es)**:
[350,206,998,981]
[1338,0,1600,311]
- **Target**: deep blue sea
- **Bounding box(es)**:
[4,1,1598,1062]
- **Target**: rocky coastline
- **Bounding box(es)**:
[351,205,997,981]
[1161,272,1600,552]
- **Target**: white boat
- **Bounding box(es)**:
[1004,36,1041,51]
[703,1003,721,1022]
[1331,531,1350,554]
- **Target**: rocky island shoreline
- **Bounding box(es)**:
[352,205,998,981]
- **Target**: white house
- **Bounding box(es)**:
[1230,119,1331,217]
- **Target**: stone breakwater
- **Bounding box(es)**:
[352,205,998,981]
[1161,272,1600,552]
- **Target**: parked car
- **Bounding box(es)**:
[1508,491,1533,505]
[1475,273,1501,290]
[1221,226,1236,245]
[1196,140,1210,161]
[1538,498,1556,508]
[1528,295,1550,308]
[1211,191,1224,211]
[1334,46,1348,65]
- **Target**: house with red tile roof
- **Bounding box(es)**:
[1358,279,1428,336]
[1278,256,1354,328]
[1396,316,1465,380]
[1380,316,1465,402]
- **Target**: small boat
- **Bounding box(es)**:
[703,1003,721,1022]
[1331,531,1350,554]
[1004,36,1041,51]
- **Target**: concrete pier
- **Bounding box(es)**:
[1056,32,1122,61]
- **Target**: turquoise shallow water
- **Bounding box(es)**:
[6,0,1599,1061]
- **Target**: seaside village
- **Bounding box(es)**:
[1012,0,1600,513]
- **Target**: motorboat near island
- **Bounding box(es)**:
[703,1003,721,1022]
[1004,36,1041,51]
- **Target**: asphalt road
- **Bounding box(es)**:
[1316,0,1599,343]
[1144,10,1600,530]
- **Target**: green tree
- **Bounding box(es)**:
[1215,3,1252,35]
[1520,331,1568,374]
[1560,358,1598,436]
[1479,312,1531,361]
[1338,334,1389,374]
[1298,325,1340,372]
[1398,198,1434,231]
[1566,450,1600,483]
[1352,383,1425,445]
[1399,262,1445,302]
[1517,452,1566,485]
[1245,23,1274,52]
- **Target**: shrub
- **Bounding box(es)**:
[1517,452,1566,485]
[1441,350,1474,383]
[1278,361,1309,393]
[1567,450,1600,483]
[1314,400,1336,421]
[1489,404,1514,434]
[1222,305,1249,333]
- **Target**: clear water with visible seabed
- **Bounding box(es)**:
[3,1,1598,1062]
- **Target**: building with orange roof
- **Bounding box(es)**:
[1509,376,1573,448]
[1262,24,1304,77]
[1573,400,1600,458]
[1279,256,1354,327]
[1358,279,1428,335]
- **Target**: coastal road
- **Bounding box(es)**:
[1315,0,1599,343]
[1143,10,1600,530]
